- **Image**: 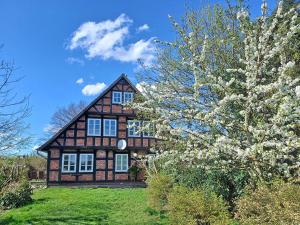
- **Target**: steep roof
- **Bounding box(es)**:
[37,73,139,152]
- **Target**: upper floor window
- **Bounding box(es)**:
[128,121,141,137]
[79,154,93,172]
[104,119,117,136]
[123,92,134,103]
[143,121,155,137]
[62,154,76,173]
[115,154,128,172]
[112,91,122,104]
[88,118,101,136]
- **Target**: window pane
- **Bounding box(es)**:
[122,155,128,171]
[88,120,94,135]
[104,120,109,135]
[70,155,76,162]
[116,155,121,163]
[111,121,116,135]
[87,157,93,166]
[63,160,68,166]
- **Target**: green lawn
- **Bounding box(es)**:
[0,188,168,225]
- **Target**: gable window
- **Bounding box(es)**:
[103,119,117,136]
[123,92,134,103]
[79,154,93,172]
[143,121,155,137]
[62,154,76,173]
[112,91,122,104]
[115,154,128,172]
[88,118,101,136]
[128,120,141,137]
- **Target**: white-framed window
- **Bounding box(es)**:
[87,118,101,136]
[128,120,141,137]
[79,154,93,172]
[62,154,77,173]
[112,91,122,104]
[103,119,117,136]
[143,121,155,137]
[123,92,134,103]
[115,154,128,172]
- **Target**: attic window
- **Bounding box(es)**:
[112,91,122,104]
[124,92,134,103]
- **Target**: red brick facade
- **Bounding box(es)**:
[40,75,155,184]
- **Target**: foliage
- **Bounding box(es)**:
[0,180,32,209]
[235,180,300,225]
[133,1,300,183]
[0,157,28,190]
[128,162,142,181]
[0,188,169,225]
[167,185,233,225]
[25,156,47,172]
[168,165,249,209]
[146,173,173,211]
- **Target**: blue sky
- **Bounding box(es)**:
[0,0,277,154]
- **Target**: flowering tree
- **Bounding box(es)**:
[133,1,300,182]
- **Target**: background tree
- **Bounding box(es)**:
[0,58,30,154]
[45,101,86,135]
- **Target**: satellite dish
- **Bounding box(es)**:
[117,139,127,150]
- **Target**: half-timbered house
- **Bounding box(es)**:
[38,74,155,186]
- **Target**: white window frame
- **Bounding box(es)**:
[123,92,134,103]
[143,121,155,137]
[79,154,94,172]
[103,119,117,137]
[112,91,122,104]
[115,154,128,172]
[62,154,77,173]
[87,118,101,136]
[128,120,141,137]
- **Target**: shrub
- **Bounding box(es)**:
[0,180,32,209]
[167,185,233,225]
[235,181,300,225]
[171,166,249,209]
[147,173,173,211]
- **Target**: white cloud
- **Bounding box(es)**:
[137,24,149,32]
[76,78,84,84]
[82,82,107,96]
[68,14,155,65]
[66,57,85,65]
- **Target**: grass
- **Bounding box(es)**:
[0,188,168,225]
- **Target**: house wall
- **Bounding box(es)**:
[46,77,153,184]
[48,148,146,183]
